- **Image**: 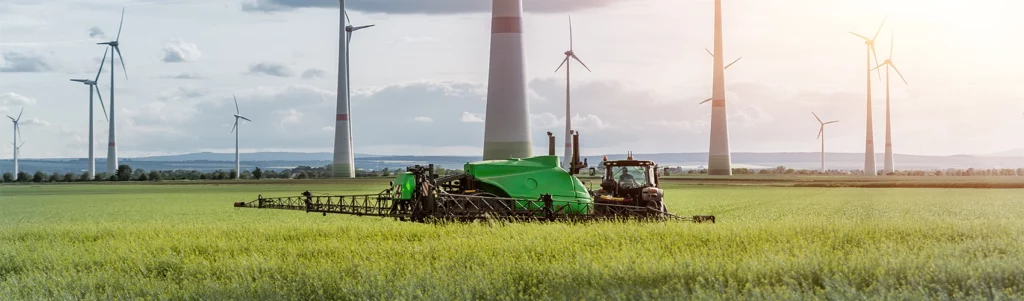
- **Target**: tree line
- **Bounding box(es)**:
[0,164,466,183]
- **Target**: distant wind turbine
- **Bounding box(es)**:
[97,7,128,175]
[871,29,908,176]
[70,48,110,180]
[699,48,742,105]
[813,112,839,172]
[850,16,886,176]
[555,15,591,170]
[231,95,251,180]
[7,109,23,180]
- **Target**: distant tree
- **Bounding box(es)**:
[199,173,208,180]
[63,173,75,182]
[109,175,118,181]
[49,172,61,182]
[213,170,227,180]
[95,173,107,181]
[148,171,161,181]
[296,171,309,179]
[33,171,45,183]
[79,172,91,182]
[253,167,263,180]
[381,168,391,177]
[117,165,133,181]
[230,170,238,179]
[2,173,12,182]
[137,173,148,181]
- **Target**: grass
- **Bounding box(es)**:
[2,180,1023,300]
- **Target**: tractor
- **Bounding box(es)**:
[592,153,667,213]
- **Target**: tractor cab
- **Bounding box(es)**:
[592,154,665,211]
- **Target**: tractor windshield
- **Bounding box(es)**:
[612,166,649,188]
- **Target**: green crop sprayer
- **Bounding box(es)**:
[233,132,715,223]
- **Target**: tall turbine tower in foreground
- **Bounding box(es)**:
[97,8,128,174]
[555,16,591,169]
[813,112,839,172]
[332,0,374,178]
[70,48,110,180]
[231,95,251,180]
[483,0,532,160]
[707,0,732,175]
[849,16,886,176]
[872,29,908,175]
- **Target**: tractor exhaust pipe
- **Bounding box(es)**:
[569,131,587,175]
[547,132,555,156]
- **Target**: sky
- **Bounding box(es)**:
[0,0,1022,159]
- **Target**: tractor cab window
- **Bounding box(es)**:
[612,166,649,188]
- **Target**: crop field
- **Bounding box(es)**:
[2,180,1023,300]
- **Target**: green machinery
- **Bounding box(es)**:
[234,132,715,223]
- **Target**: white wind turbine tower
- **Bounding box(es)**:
[554,15,591,170]
[699,48,741,105]
[97,8,128,175]
[7,109,23,181]
[813,112,839,172]
[70,48,110,180]
[231,95,251,180]
[332,0,374,178]
[871,29,908,176]
[850,16,886,176]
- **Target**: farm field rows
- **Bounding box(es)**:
[2,180,1023,300]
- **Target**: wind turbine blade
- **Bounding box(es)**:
[812,112,822,123]
[239,116,252,122]
[890,63,908,85]
[95,47,108,82]
[233,94,240,115]
[16,123,21,139]
[115,46,127,80]
[345,10,351,24]
[872,15,887,41]
[352,25,374,31]
[849,32,870,41]
[5,116,12,122]
[554,56,568,73]
[96,88,109,122]
[568,15,573,51]
[870,63,885,71]
[705,48,713,57]
[871,44,881,81]
[16,108,23,121]
[347,31,352,44]
[889,28,895,59]
[724,57,742,70]
[825,120,839,124]
[115,8,125,42]
[231,120,237,133]
[570,54,592,72]
[699,97,712,105]
[817,127,823,140]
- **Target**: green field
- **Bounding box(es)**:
[2,180,1023,300]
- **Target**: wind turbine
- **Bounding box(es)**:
[871,29,907,176]
[699,48,742,105]
[7,109,22,181]
[97,8,128,175]
[850,16,886,176]
[70,48,110,180]
[555,15,591,170]
[332,0,374,178]
[231,95,251,180]
[813,112,839,172]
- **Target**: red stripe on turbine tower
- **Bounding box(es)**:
[108,142,116,147]
[337,114,349,121]
[491,17,522,33]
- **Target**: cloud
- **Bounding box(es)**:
[0,52,52,72]
[394,36,439,44]
[242,0,630,14]
[88,26,106,39]
[164,73,205,80]
[0,92,37,106]
[20,117,50,127]
[301,68,327,79]
[162,39,202,63]
[461,112,484,123]
[247,62,294,77]
[413,116,434,122]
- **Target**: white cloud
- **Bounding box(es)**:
[413,116,434,122]
[0,92,36,106]
[20,117,50,127]
[162,39,202,63]
[460,112,484,123]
